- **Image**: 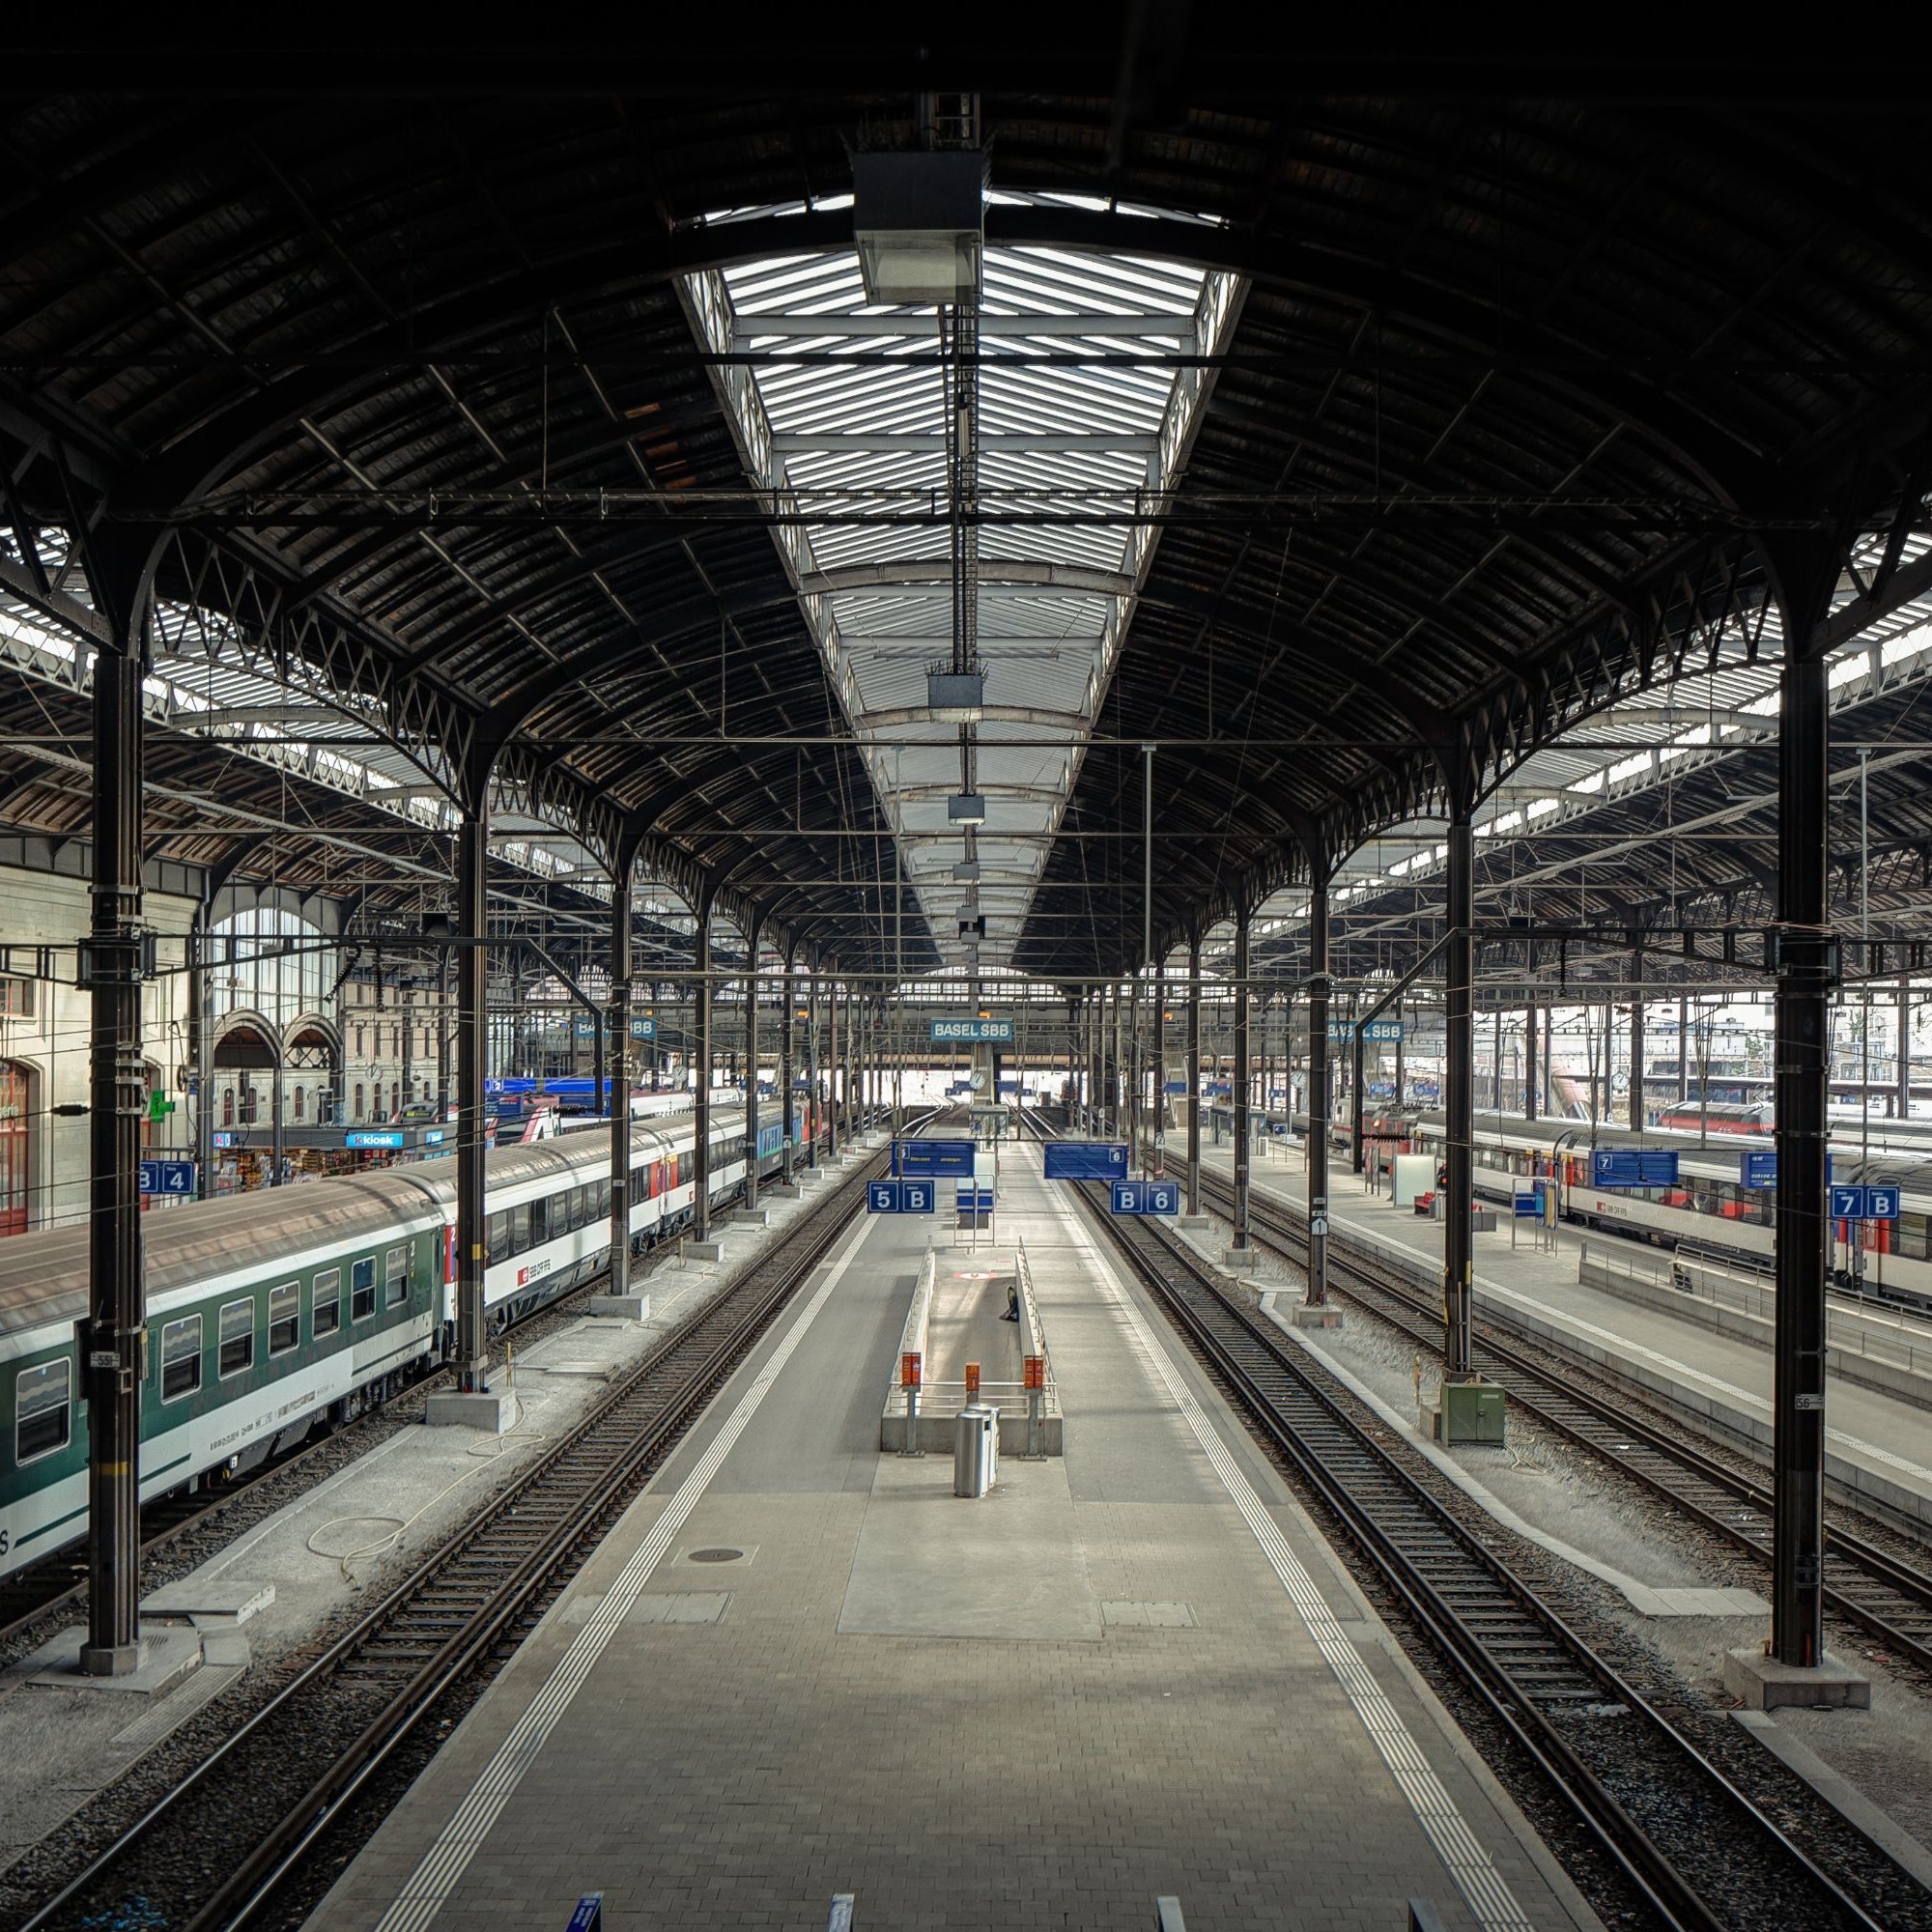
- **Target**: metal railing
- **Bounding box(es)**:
[1580,1240,1932,1378]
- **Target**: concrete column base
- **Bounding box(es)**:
[1723,1647,1872,1711]
[586,1292,651,1321]
[766,1181,801,1198]
[733,1207,771,1227]
[1179,1214,1213,1231]
[77,1638,151,1678]
[1222,1246,1257,1271]
[689,1238,726,1262]
[424,1389,514,1435]
[1291,1303,1346,1330]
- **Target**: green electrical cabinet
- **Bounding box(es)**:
[1435,1379,1507,1445]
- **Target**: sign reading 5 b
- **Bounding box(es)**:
[868,1179,935,1214]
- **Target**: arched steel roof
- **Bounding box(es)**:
[3,64,1929,976]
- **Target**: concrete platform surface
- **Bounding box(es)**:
[1203,1142,1932,1529]
[306,1149,1601,1932]
[0,1142,889,1897]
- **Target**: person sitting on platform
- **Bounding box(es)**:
[1000,1282,1021,1322]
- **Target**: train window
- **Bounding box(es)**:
[313,1268,342,1339]
[160,1316,202,1401]
[678,1152,692,1186]
[593,1179,610,1218]
[15,1358,71,1462]
[529,1197,550,1246]
[487,1210,509,1265]
[219,1297,255,1378]
[384,1244,411,1309]
[1898,1211,1929,1263]
[269,1281,300,1356]
[351,1257,377,1321]
[509,1204,529,1254]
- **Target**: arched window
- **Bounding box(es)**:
[242,1086,259,1124]
[293,1087,305,1122]
[354,1081,364,1120]
[389,1081,400,1117]
[222,1088,235,1127]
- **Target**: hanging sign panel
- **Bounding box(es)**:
[894,1139,976,1178]
[1590,1149,1680,1189]
[929,1017,1014,1043]
[1043,1142,1129,1180]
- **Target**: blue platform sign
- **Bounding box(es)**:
[628,1015,656,1040]
[138,1158,196,1197]
[1112,1179,1179,1215]
[1832,1184,1901,1221]
[955,1183,995,1216]
[1590,1149,1680,1189]
[868,1180,901,1214]
[566,1895,604,1932]
[1741,1150,1777,1190]
[1163,1080,1188,1095]
[572,1015,596,1039]
[1514,1191,1538,1217]
[1043,1142,1129,1180]
[929,1016,1014,1043]
[901,1179,934,1213]
[346,1128,405,1150]
[894,1139,975,1178]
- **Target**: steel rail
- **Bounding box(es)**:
[0,1262,628,1649]
[1037,1135,1887,1932]
[16,1115,916,1932]
[1201,1168,1932,1674]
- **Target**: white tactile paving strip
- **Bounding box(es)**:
[1036,1156,1536,1932]
[369,1219,873,1932]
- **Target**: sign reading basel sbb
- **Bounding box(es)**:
[929,1016,1014,1043]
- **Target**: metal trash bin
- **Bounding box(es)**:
[953,1404,1000,1497]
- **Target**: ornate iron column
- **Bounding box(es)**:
[743,919,762,1212]
[1307,871,1331,1305]
[1232,910,1251,1250]
[80,550,150,1675]
[1186,929,1202,1214]
[1443,784,1475,1379]
[781,947,796,1175]
[694,891,714,1239]
[1771,549,1836,1670]
[607,848,635,1300]
[453,779,492,1395]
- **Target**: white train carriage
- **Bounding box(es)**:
[1409,1110,1932,1314]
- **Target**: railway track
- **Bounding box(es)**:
[1197,1167,1932,1675]
[15,1128,907,1932]
[0,1128,871,1650]
[1068,1175,1895,1932]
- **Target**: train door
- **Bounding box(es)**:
[0,1060,29,1236]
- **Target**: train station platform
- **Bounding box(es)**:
[1198,1141,1932,1532]
[307,1148,1601,1932]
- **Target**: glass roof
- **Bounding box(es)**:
[1227,526,1932,965]
[685,190,1243,971]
